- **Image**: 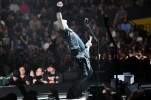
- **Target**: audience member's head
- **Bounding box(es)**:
[23,94,37,100]
[23,90,37,100]
[4,93,17,100]
[46,63,55,74]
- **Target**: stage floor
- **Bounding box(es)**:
[17,93,89,100]
[0,82,111,100]
[1,81,150,100]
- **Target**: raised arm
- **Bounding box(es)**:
[56,1,63,22]
[55,1,68,30]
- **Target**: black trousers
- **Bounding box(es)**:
[66,57,93,99]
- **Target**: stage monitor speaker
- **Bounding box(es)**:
[125,83,138,97]
[140,84,151,98]
[125,83,151,100]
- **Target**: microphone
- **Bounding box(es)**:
[84,18,89,24]
[84,18,89,27]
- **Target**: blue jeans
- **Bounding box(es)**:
[66,49,93,99]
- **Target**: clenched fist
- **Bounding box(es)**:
[57,1,63,7]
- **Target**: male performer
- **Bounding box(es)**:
[54,1,93,99]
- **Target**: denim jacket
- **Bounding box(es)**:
[60,28,85,56]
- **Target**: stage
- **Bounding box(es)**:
[0,82,110,100]
[2,81,150,100]
[17,93,89,100]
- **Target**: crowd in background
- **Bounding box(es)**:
[0,0,151,86]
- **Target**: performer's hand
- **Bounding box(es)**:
[86,41,92,48]
[86,36,92,48]
[57,1,63,7]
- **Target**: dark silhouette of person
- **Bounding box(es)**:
[53,1,93,99]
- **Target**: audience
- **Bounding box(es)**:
[127,89,144,100]
[0,93,17,100]
[0,0,151,99]
[33,67,48,84]
[44,63,59,83]
[10,66,32,85]
[113,4,128,26]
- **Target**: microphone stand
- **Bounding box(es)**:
[85,23,103,85]
[104,15,119,98]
